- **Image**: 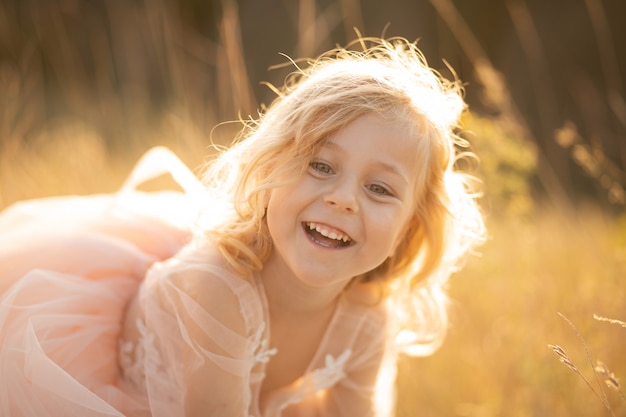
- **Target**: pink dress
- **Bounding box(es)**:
[0,148,394,417]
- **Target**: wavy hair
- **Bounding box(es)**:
[199,37,486,355]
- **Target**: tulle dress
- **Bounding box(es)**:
[0,148,394,417]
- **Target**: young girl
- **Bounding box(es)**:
[0,37,485,416]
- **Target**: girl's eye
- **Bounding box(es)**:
[368,183,393,196]
[309,161,334,175]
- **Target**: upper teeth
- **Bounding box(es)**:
[307,222,351,242]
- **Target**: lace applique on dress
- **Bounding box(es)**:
[276,348,353,412]
[119,319,148,390]
[310,349,352,391]
[119,317,177,400]
[251,323,277,365]
[248,322,277,391]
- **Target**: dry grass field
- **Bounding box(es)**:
[396,209,626,416]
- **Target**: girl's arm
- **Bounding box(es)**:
[142,262,256,417]
[177,269,250,416]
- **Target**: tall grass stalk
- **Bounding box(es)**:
[549,313,615,416]
[428,0,570,207]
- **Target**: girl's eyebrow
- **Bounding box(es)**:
[372,161,410,185]
[323,141,410,185]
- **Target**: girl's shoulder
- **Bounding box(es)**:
[343,281,388,314]
[149,238,249,288]
[340,281,390,336]
[142,239,263,332]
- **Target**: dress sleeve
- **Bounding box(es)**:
[329,328,396,417]
[138,256,263,417]
[327,305,395,417]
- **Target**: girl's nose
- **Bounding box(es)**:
[323,180,359,213]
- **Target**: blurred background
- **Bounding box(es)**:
[0,0,625,415]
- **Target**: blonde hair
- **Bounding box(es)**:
[200,37,486,355]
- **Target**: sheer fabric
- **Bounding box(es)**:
[0,148,394,416]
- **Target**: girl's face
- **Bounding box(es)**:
[264,113,420,291]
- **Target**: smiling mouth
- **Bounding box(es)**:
[303,222,353,248]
